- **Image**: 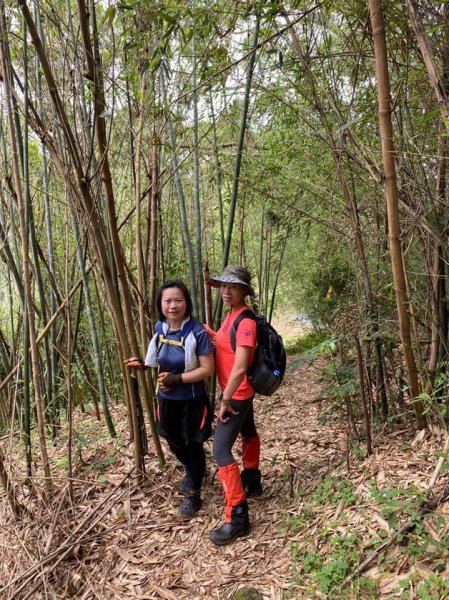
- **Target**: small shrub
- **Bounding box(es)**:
[284,331,329,356]
[311,476,356,508]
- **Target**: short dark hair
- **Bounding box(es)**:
[156,280,194,321]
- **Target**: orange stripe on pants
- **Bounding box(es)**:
[242,435,260,470]
[218,463,246,522]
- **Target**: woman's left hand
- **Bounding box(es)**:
[157,371,182,391]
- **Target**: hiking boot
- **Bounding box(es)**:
[241,469,262,497]
[209,501,250,546]
[178,491,201,518]
[180,472,194,495]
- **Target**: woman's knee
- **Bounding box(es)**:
[212,438,233,467]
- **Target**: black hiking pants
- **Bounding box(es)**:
[212,397,258,467]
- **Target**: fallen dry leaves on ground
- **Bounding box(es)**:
[1,357,448,599]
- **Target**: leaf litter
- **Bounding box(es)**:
[0,357,448,599]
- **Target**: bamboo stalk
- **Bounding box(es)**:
[368,0,426,428]
[0,3,52,491]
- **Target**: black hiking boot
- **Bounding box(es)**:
[180,472,194,495]
[241,469,262,497]
[209,501,250,546]
[178,491,201,518]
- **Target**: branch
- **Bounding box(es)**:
[405,0,449,122]
[357,482,449,576]
[0,468,134,597]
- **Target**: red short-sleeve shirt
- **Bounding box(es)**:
[215,306,257,400]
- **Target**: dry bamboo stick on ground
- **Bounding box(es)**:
[1,468,133,597]
[356,483,449,577]
[428,436,449,488]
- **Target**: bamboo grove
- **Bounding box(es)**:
[1,0,449,507]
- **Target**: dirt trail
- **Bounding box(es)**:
[90,359,345,600]
[1,358,346,599]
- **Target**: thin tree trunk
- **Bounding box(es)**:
[405,0,449,124]
[258,208,265,306]
[424,4,449,395]
[223,15,260,267]
[355,335,373,456]
[368,0,426,428]
[0,3,52,489]
[35,0,58,434]
[149,129,159,327]
[22,25,56,436]
[135,69,149,349]
[426,245,442,394]
[286,11,388,417]
[269,223,291,323]
[159,67,199,314]
[71,209,116,436]
[203,264,213,327]
[22,308,32,477]
[192,27,205,320]
[82,0,162,470]
[65,280,74,502]
[208,88,225,252]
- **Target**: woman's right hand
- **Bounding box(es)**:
[123,357,145,369]
[218,400,239,423]
[203,324,216,347]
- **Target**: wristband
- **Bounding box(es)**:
[139,358,150,370]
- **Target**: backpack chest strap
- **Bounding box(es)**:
[158,334,185,349]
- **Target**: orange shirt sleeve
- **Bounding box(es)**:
[235,317,256,348]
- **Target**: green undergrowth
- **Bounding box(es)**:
[284,475,449,599]
[284,330,329,357]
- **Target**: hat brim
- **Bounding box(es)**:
[208,274,255,296]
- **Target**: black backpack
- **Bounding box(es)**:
[230,310,286,396]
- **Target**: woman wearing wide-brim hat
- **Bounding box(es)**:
[206,265,262,546]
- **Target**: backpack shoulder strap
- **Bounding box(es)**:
[154,321,164,352]
[180,317,197,341]
[230,309,256,353]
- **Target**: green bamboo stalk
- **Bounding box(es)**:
[0,3,52,490]
[268,223,291,323]
[64,228,74,502]
[191,21,205,321]
[212,15,260,327]
[71,201,116,436]
[17,0,141,476]
[160,66,199,315]
[208,88,225,253]
[222,15,260,267]
[81,0,163,472]
[22,20,55,433]
[35,0,58,433]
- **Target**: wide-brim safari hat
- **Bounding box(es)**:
[208,265,255,296]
